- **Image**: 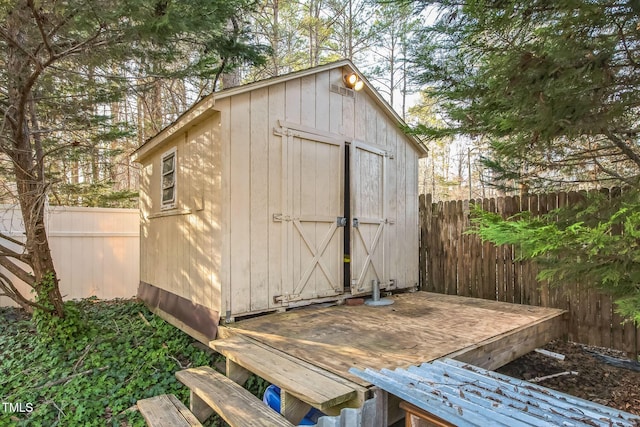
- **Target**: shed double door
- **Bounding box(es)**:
[278,127,388,302]
[349,141,389,295]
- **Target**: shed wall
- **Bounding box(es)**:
[139,116,221,314]
[217,68,421,317]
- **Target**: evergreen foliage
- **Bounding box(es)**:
[0,0,265,318]
[470,191,640,323]
[412,0,640,321]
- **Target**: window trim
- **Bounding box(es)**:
[160,147,177,210]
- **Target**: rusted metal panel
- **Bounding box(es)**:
[138,281,219,341]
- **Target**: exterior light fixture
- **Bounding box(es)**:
[344,72,364,91]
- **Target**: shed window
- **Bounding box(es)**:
[161,148,177,209]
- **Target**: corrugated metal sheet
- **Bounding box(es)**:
[350,358,640,427]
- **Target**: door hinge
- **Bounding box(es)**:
[274,293,301,303]
[273,213,292,222]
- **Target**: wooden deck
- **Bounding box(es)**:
[217,292,565,387]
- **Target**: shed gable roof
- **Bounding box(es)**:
[133,59,427,161]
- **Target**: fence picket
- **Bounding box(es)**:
[0,205,140,307]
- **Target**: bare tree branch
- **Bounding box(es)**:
[0,242,30,262]
[27,0,56,59]
[0,271,45,313]
[0,255,34,286]
[0,231,25,248]
[593,157,637,186]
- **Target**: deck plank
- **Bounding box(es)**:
[137,394,202,427]
[211,335,357,410]
[176,366,294,427]
[223,292,565,386]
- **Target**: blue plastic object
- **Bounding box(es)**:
[262,384,324,425]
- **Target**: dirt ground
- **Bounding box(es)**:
[497,339,640,417]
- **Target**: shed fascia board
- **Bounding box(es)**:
[132,59,428,161]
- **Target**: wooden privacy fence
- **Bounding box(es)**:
[0,205,140,307]
[419,191,639,358]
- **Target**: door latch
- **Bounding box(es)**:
[352,218,359,228]
[337,216,347,227]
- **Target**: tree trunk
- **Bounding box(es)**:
[272,0,280,76]
[13,152,64,316]
[5,0,64,316]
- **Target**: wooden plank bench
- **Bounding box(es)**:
[137,394,202,427]
[211,334,359,421]
[176,366,295,427]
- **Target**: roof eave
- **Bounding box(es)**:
[131,94,216,162]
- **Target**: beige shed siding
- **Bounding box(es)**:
[250,88,271,313]
[219,71,352,315]
[208,112,224,316]
[267,84,285,310]
[136,63,423,322]
[397,132,408,287]
[215,68,421,316]
[229,92,252,314]
[301,75,316,128]
[351,90,418,290]
[330,69,345,135]
[218,96,232,318]
[386,133,399,285]
[139,118,220,311]
[408,150,420,285]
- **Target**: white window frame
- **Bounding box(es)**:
[160,147,177,210]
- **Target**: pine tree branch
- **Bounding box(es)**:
[593,158,637,186]
[616,21,640,69]
[27,0,56,58]
[0,26,40,65]
[604,131,640,169]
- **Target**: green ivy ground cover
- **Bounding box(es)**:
[0,299,268,427]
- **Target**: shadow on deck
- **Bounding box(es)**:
[219,292,566,383]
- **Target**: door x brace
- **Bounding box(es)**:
[353,220,385,288]
[292,219,341,295]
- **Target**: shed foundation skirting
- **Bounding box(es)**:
[138,282,219,342]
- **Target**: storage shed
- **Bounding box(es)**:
[133,60,428,343]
